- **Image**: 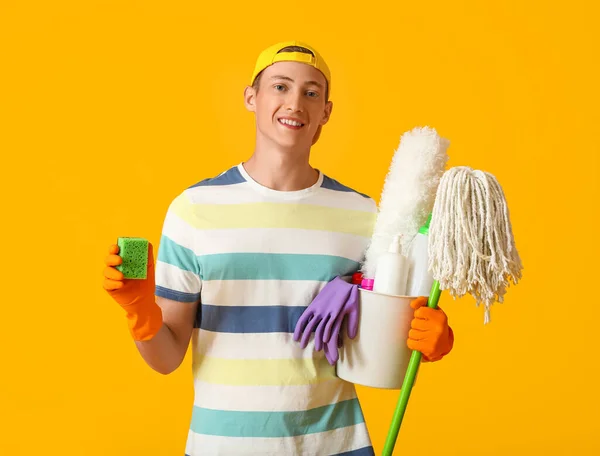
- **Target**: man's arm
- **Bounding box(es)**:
[103,241,201,375]
[104,193,203,372]
[134,297,199,375]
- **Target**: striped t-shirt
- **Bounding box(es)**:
[155,163,378,455]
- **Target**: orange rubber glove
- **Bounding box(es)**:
[103,242,163,341]
[407,296,454,362]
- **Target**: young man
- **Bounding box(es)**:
[103,41,454,455]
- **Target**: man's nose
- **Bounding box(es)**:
[284,90,304,112]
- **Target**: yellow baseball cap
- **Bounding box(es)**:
[250,40,331,91]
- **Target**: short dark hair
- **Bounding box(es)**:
[252,46,330,101]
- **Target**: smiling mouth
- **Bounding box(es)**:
[278,118,305,129]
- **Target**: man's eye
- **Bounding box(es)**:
[274,84,285,91]
[307,91,318,98]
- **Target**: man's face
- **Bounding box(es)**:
[245,61,333,149]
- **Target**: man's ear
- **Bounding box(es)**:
[320,100,333,126]
[244,86,257,112]
[312,101,333,145]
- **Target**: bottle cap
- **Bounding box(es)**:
[361,278,374,290]
[352,272,363,285]
[419,213,432,235]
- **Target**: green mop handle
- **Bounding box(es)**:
[381,280,442,456]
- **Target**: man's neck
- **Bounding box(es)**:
[243,138,319,192]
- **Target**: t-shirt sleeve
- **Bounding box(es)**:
[154,191,202,303]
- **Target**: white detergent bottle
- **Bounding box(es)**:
[406,214,435,296]
[373,234,409,296]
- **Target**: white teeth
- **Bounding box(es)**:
[279,118,303,127]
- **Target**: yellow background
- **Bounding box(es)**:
[1,1,599,454]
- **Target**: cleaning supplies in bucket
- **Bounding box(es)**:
[373,234,410,296]
[372,216,435,297]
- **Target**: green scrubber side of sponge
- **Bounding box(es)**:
[116,237,148,279]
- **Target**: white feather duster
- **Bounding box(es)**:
[361,126,450,279]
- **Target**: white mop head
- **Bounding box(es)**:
[361,126,450,279]
[428,166,523,323]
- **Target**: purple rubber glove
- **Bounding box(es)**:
[293,276,360,365]
[323,328,345,365]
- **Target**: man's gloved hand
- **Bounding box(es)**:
[103,242,163,341]
[293,276,359,365]
[407,296,454,362]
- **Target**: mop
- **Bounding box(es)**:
[381,165,523,455]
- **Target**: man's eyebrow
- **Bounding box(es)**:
[270,75,324,88]
[305,80,324,88]
[270,75,294,82]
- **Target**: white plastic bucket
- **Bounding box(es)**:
[336,288,417,389]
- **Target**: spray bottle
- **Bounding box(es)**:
[373,234,410,295]
[405,214,435,296]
